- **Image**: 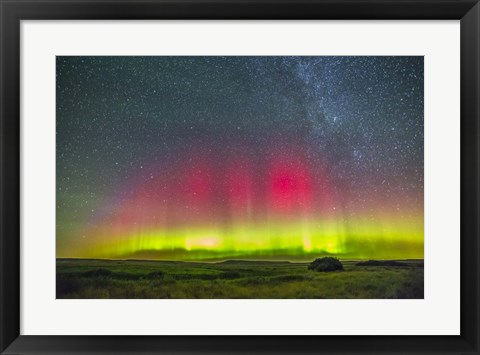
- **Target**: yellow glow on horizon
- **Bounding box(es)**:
[59,213,424,261]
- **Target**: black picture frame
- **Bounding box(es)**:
[1,0,479,354]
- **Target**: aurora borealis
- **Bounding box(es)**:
[56,56,424,261]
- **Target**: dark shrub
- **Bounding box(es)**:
[308,257,343,272]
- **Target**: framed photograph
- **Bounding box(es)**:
[1,0,479,354]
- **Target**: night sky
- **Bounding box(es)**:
[56,56,424,260]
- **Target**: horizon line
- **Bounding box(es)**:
[56,257,425,263]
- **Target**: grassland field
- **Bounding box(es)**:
[56,258,423,299]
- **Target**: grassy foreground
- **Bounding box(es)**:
[56,258,424,299]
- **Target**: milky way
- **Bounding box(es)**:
[56,56,423,260]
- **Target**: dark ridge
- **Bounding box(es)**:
[56,258,301,265]
[57,258,190,264]
[124,259,187,264]
[356,260,409,267]
[217,260,292,265]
